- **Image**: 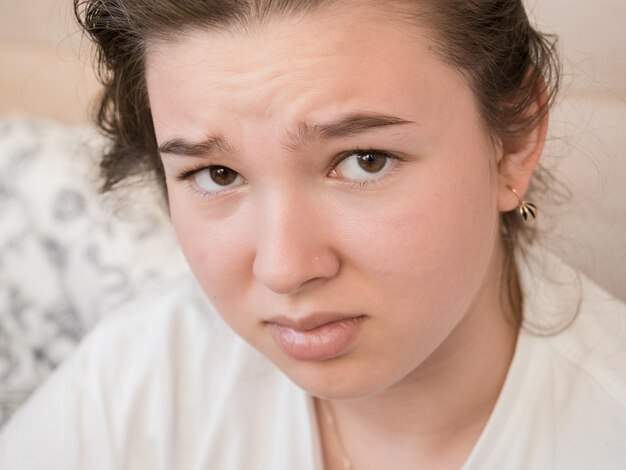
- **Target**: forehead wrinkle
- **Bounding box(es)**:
[281,121,317,153]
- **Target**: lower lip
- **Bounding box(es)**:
[267,316,365,361]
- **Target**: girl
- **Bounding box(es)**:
[1,0,625,468]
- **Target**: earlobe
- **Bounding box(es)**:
[496,92,549,214]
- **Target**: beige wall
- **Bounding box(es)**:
[525,0,626,299]
[1,1,625,298]
[0,0,98,122]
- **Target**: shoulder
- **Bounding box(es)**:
[89,273,224,341]
[475,248,626,468]
[520,246,626,429]
[73,273,276,404]
[0,274,287,468]
[519,246,626,365]
[525,250,626,394]
[549,277,626,411]
[68,275,230,380]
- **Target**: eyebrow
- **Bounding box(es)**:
[284,112,415,151]
[158,135,235,157]
[157,112,414,157]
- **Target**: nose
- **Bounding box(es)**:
[252,192,341,295]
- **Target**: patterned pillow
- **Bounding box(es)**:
[0,115,189,426]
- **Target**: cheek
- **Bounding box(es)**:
[167,191,254,307]
[339,156,499,317]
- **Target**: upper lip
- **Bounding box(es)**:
[265,312,364,331]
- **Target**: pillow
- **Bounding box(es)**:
[0,115,188,426]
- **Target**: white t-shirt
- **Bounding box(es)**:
[1,249,626,469]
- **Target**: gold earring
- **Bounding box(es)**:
[507,186,537,221]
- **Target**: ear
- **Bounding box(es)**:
[496,88,549,213]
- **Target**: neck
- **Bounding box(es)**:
[316,239,519,468]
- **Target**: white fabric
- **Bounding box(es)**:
[1,249,625,469]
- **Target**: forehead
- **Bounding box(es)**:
[144,2,471,141]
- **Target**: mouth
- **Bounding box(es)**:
[265,313,366,361]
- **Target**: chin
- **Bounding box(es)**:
[276,354,401,400]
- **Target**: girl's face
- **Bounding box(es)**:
[146,4,506,399]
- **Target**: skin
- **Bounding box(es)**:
[146,3,546,468]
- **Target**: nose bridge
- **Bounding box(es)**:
[252,186,339,294]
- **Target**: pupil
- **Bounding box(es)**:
[357,153,386,173]
[210,166,237,186]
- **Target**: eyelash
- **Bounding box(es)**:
[176,148,405,199]
[177,165,215,182]
[330,148,404,187]
[177,165,241,200]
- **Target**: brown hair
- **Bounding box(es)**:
[75,0,560,325]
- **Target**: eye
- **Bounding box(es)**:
[332,151,393,181]
[193,165,244,194]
